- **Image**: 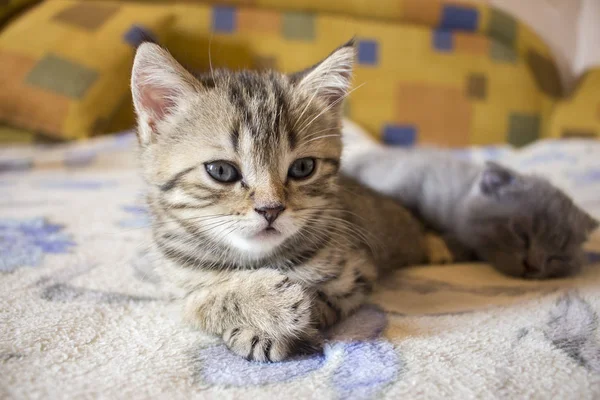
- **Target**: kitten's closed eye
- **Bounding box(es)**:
[545,255,580,279]
[205,161,241,183]
[510,222,530,249]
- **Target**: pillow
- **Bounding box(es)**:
[0,0,172,140]
[0,0,39,26]
[0,124,37,145]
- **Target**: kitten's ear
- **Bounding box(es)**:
[131,42,199,145]
[290,39,355,108]
[481,161,515,195]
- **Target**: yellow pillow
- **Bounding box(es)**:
[0,0,39,25]
[0,0,173,140]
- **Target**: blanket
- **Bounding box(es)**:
[1,133,600,399]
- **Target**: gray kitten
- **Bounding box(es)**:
[341,126,598,279]
[131,41,444,362]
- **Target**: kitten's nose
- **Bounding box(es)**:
[255,204,286,225]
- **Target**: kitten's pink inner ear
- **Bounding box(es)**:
[138,82,176,121]
[132,43,199,126]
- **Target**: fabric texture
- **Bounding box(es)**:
[0,0,173,140]
[1,131,600,398]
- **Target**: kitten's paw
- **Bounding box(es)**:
[223,327,322,362]
[426,234,454,264]
[313,291,341,329]
[266,277,314,333]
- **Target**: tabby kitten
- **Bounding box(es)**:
[131,41,439,362]
[342,121,599,279]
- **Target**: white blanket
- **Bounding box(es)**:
[1,133,599,399]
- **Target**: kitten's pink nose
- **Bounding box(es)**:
[255,204,286,225]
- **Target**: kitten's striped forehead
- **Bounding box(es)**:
[224,71,296,167]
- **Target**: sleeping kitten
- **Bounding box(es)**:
[131,41,441,362]
[342,121,599,279]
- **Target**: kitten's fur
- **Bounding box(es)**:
[131,41,441,361]
[342,121,599,279]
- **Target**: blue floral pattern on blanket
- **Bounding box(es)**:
[36,179,117,190]
[331,341,400,400]
[118,205,150,228]
[0,218,75,272]
[195,305,400,399]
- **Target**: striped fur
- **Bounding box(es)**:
[131,41,435,362]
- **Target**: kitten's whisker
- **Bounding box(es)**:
[301,127,340,141]
[296,82,366,137]
[149,214,231,231]
[308,206,370,223]
[318,221,372,249]
[196,229,235,269]
[303,134,341,145]
[291,56,337,133]
[95,213,231,236]
[315,215,381,253]
[208,34,215,83]
[177,220,234,238]
[294,216,350,250]
[154,213,228,225]
[326,217,380,245]
[153,219,233,242]
[302,225,356,254]
[293,206,369,223]
[157,219,239,268]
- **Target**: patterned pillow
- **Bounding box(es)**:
[0,0,173,140]
[0,0,39,26]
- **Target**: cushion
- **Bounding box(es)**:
[0,0,173,140]
[46,0,562,147]
[160,2,556,147]
[548,68,600,140]
[0,0,39,26]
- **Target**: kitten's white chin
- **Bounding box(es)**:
[228,231,287,256]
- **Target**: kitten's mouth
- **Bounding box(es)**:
[254,227,280,238]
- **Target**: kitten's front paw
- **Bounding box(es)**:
[223,327,322,362]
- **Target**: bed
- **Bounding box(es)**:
[1,133,599,399]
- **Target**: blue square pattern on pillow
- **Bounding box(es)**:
[440,5,479,32]
[382,124,417,146]
[432,30,453,52]
[123,25,157,48]
[213,6,237,33]
[357,39,379,65]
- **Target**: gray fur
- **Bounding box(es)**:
[131,41,439,362]
[342,135,598,279]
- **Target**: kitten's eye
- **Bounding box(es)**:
[288,158,315,180]
[205,161,241,183]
